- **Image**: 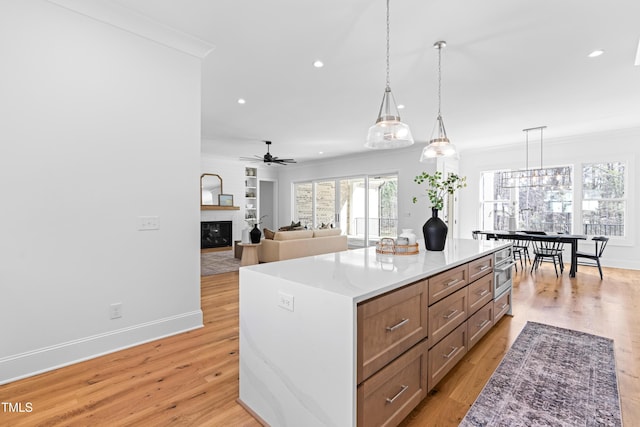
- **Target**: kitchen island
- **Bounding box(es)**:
[239,238,512,427]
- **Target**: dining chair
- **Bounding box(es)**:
[512,239,531,271]
[575,236,609,279]
[530,238,565,277]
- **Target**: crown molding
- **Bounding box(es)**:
[47,0,214,59]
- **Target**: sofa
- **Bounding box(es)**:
[257,228,348,263]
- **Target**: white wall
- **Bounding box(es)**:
[459,128,639,270]
[0,1,203,383]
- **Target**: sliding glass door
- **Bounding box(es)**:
[293,174,398,248]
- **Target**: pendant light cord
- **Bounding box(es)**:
[385,0,390,90]
[437,43,442,115]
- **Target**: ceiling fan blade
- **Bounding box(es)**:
[239,156,262,162]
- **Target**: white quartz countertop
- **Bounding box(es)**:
[242,238,510,303]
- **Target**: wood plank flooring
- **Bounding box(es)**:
[1,263,638,426]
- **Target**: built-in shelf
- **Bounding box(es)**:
[245,167,258,222]
[201,205,240,211]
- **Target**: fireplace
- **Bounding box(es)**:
[201,221,232,249]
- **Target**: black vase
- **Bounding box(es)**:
[423,208,447,251]
[250,224,262,243]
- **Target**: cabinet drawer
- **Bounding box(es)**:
[357,280,429,383]
[428,264,468,305]
[467,273,493,315]
[428,287,468,347]
[428,321,467,391]
[357,340,428,427]
[467,302,493,350]
[468,254,493,282]
[494,288,512,324]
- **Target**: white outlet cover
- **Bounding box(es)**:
[277,292,294,312]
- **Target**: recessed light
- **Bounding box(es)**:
[397,104,405,110]
[588,49,604,58]
[318,151,324,155]
[313,60,324,68]
[237,98,246,104]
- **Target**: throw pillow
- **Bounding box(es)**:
[278,221,304,231]
[263,228,275,240]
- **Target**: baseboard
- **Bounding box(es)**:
[0,310,203,385]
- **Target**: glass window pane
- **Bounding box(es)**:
[582,200,625,236]
[315,181,336,227]
[369,175,398,241]
[482,166,573,233]
[293,182,313,228]
[583,162,625,199]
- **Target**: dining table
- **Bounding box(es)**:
[476,230,587,277]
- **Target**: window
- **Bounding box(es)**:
[582,162,626,237]
[481,166,573,233]
[293,174,398,247]
[293,182,313,227]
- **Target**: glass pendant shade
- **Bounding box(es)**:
[365,87,414,149]
[420,40,457,161]
[420,113,457,161]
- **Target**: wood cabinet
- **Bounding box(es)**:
[428,287,468,346]
[357,340,428,427]
[356,247,512,425]
[357,280,429,383]
[494,288,512,324]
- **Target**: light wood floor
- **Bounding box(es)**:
[1,264,638,426]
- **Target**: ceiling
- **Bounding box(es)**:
[114,0,640,163]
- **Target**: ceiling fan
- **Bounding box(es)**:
[240,141,296,165]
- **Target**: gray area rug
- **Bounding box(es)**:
[201,250,240,276]
[461,321,622,427]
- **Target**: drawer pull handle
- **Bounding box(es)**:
[500,303,508,310]
[385,385,409,404]
[442,346,458,359]
[478,319,490,328]
[445,279,461,287]
[443,309,458,319]
[386,318,409,332]
[477,289,489,297]
[478,265,490,271]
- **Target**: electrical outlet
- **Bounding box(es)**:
[110,302,123,319]
[277,292,294,312]
[138,216,160,230]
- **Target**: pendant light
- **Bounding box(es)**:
[365,0,414,149]
[420,41,458,160]
[499,126,571,188]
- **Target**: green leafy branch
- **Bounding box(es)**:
[412,171,467,211]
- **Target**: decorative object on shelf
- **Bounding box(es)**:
[399,228,417,245]
[249,224,262,244]
[241,227,250,244]
[218,194,234,207]
[364,0,413,150]
[375,237,419,256]
[498,126,571,188]
[423,208,448,251]
[240,141,296,165]
[375,238,396,255]
[420,41,457,160]
[412,171,467,250]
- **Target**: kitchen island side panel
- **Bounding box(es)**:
[239,268,356,426]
